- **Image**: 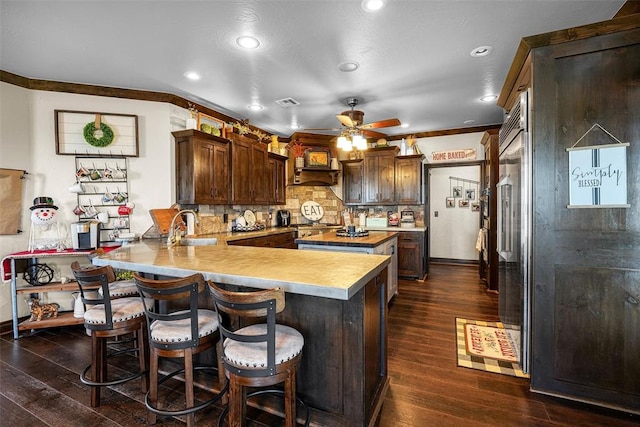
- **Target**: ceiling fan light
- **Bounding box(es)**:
[353,134,367,150]
[343,139,353,151]
[337,136,348,148]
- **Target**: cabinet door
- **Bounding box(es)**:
[174,130,230,205]
[194,140,229,204]
[211,142,230,203]
[269,156,286,204]
[397,232,423,279]
[232,137,253,204]
[250,142,269,204]
[395,156,423,204]
[194,141,217,204]
[363,150,395,204]
[232,135,268,204]
[342,160,363,205]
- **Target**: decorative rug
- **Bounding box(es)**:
[455,318,529,378]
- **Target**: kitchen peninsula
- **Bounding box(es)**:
[92,240,390,427]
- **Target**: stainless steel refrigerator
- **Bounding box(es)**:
[497,89,531,373]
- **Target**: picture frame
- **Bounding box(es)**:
[305,147,330,168]
[459,199,470,208]
[446,197,455,208]
[453,186,462,198]
[471,202,480,212]
[55,110,139,157]
[197,112,226,138]
[466,189,476,200]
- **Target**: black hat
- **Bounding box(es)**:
[30,196,58,210]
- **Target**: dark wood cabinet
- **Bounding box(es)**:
[230,134,268,204]
[363,147,397,204]
[479,130,498,291]
[498,20,640,414]
[268,152,287,204]
[395,154,424,205]
[341,160,364,205]
[227,231,297,249]
[397,231,426,279]
[173,129,229,205]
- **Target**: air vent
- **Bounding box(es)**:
[275,97,300,108]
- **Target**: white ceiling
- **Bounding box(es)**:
[0,0,625,138]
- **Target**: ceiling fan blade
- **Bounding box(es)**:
[362,129,387,139]
[336,114,355,128]
[359,118,401,129]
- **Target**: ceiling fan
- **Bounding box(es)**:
[306,97,401,140]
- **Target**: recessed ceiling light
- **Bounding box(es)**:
[400,123,410,128]
[338,61,359,72]
[480,95,498,102]
[289,124,301,130]
[236,35,260,49]
[463,119,476,125]
[470,46,493,57]
[248,104,263,111]
[362,0,385,12]
[184,71,201,81]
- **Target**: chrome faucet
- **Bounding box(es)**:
[167,210,199,247]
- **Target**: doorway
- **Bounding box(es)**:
[426,163,482,263]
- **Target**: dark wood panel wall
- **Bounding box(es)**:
[531,28,640,413]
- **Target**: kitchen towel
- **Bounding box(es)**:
[0,169,25,235]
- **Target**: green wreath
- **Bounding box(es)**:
[83,122,114,147]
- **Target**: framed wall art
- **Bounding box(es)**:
[446,197,455,208]
[466,189,476,200]
[55,110,139,157]
[305,148,330,168]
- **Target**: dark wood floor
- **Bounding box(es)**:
[1,263,638,426]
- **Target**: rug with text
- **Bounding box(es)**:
[455,317,529,378]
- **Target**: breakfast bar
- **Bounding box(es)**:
[92,240,390,427]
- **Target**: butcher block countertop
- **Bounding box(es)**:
[92,239,389,300]
[295,230,398,247]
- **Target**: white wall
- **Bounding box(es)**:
[429,165,481,260]
[0,82,182,321]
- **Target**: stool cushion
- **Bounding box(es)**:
[224,324,304,369]
[149,309,218,343]
[97,279,138,298]
[84,297,152,325]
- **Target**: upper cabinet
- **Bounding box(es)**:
[363,147,398,205]
[173,130,285,206]
[268,152,287,205]
[395,154,424,205]
[342,147,424,206]
[173,130,230,205]
[230,133,269,204]
[341,160,364,205]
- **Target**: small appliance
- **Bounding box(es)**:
[400,209,416,228]
[71,221,100,250]
[277,210,291,227]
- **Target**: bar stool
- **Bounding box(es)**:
[133,273,227,427]
[71,261,138,298]
[208,282,307,427]
[71,263,150,408]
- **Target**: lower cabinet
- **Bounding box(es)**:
[227,231,297,249]
[397,231,427,279]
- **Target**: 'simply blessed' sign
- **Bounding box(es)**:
[567,144,629,208]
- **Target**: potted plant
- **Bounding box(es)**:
[287,142,306,168]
